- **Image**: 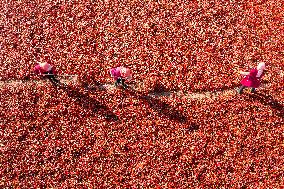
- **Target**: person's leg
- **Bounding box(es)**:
[52,75,59,83]
[47,70,59,84]
[51,70,59,82]
[42,71,51,81]
[238,85,246,94]
[49,75,59,83]
[121,78,127,88]
[47,76,58,85]
[115,78,121,86]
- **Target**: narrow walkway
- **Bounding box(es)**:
[0,77,272,101]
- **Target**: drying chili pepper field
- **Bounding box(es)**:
[0,0,283,188]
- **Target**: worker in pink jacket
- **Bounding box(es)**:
[238,62,266,94]
[110,66,132,88]
[34,62,59,84]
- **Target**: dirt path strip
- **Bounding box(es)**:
[0,77,272,101]
[95,81,271,100]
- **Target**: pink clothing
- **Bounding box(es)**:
[241,69,260,88]
[34,65,45,75]
[34,63,56,75]
[110,67,122,80]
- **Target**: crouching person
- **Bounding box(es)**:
[238,69,261,94]
[238,62,266,94]
[110,66,132,88]
[34,62,59,84]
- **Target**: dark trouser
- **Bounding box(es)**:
[238,85,255,94]
[115,78,126,87]
[43,71,59,84]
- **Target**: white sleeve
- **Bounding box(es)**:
[256,70,263,78]
[240,71,249,75]
[47,64,52,71]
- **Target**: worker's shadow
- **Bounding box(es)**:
[248,93,284,118]
[58,84,118,121]
[83,81,119,92]
[82,80,104,90]
[124,86,188,123]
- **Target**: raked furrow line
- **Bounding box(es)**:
[0,77,272,101]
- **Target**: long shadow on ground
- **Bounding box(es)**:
[247,92,284,118]
[58,84,118,122]
[123,86,188,123]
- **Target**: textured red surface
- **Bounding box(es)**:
[0,0,283,188]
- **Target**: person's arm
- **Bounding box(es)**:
[240,71,249,75]
[125,76,132,80]
[256,70,264,78]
